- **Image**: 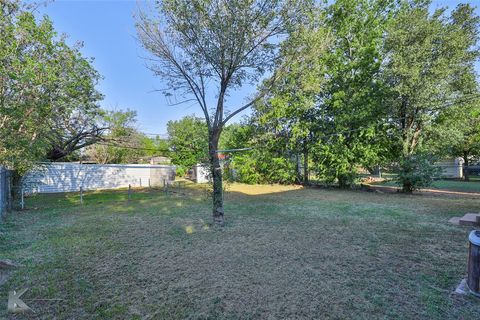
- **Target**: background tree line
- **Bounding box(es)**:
[163,0,480,193]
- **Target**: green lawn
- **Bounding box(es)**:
[1,184,480,319]
[376,179,480,193]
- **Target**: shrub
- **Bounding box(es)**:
[176,166,186,177]
[229,154,262,184]
[228,151,298,185]
[395,153,441,193]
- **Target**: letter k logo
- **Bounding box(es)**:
[8,288,32,313]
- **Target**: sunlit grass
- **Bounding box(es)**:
[226,183,303,195]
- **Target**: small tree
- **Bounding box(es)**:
[136,0,308,224]
[167,116,208,171]
[395,153,441,193]
[86,110,146,164]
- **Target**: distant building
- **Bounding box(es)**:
[436,157,464,178]
[190,164,210,183]
[189,154,229,183]
[150,156,171,165]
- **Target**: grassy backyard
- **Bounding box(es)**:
[1,183,480,319]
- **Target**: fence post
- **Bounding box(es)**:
[20,186,24,210]
[128,184,132,201]
[80,187,83,205]
[140,178,142,187]
[163,178,168,195]
[6,171,12,212]
[148,178,151,188]
[0,168,5,221]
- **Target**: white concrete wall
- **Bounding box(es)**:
[436,157,464,178]
[23,163,176,193]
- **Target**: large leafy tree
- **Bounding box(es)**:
[44,47,105,161]
[383,1,479,191]
[253,11,329,185]
[136,0,309,224]
[312,0,391,188]
[1,1,60,173]
[0,1,104,172]
[254,0,390,187]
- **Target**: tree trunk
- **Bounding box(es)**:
[303,145,309,185]
[295,154,302,184]
[338,175,349,189]
[46,146,67,161]
[11,170,22,202]
[209,131,224,225]
[464,152,470,181]
[402,182,413,193]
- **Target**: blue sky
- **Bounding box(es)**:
[34,0,480,135]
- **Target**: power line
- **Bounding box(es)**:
[141,132,169,138]
[215,147,254,153]
[134,93,479,140]
[96,142,171,153]
[97,142,253,155]
[96,93,480,154]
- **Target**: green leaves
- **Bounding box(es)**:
[166,116,209,170]
[394,153,442,193]
[381,1,480,187]
[383,2,479,155]
[85,110,165,164]
[234,0,480,188]
[0,2,103,172]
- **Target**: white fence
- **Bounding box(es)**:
[22,162,176,194]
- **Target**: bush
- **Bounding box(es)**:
[228,152,298,185]
[229,154,263,184]
[337,172,357,189]
[260,156,297,184]
[176,166,186,177]
[395,153,441,193]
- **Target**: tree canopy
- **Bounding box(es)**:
[166,116,208,171]
[2,0,479,201]
[223,0,480,191]
[0,1,104,173]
